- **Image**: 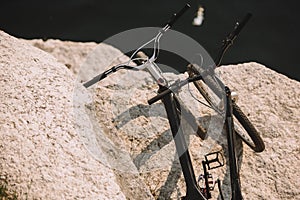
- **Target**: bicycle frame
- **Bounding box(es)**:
[84,5,253,199]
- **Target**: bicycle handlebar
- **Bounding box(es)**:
[229,13,252,41]
[83,65,134,88]
[84,4,190,89]
[215,13,252,67]
[166,4,191,27]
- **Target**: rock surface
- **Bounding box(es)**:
[1,31,299,200]
[0,31,126,200]
[217,64,300,199]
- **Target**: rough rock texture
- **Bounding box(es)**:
[24,39,97,75]
[0,31,126,200]
[1,31,299,200]
[217,64,300,199]
[25,39,129,82]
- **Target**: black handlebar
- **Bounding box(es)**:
[83,72,108,88]
[84,4,190,89]
[166,3,191,27]
[228,13,252,41]
[83,65,133,88]
[215,13,252,67]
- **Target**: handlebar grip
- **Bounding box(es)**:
[83,73,107,88]
[231,13,252,39]
[167,3,191,27]
[83,65,134,88]
[148,88,172,105]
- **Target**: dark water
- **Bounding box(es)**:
[1,0,299,81]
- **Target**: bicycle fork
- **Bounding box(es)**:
[225,86,243,200]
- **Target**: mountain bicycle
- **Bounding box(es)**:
[83,4,265,199]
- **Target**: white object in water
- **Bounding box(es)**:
[193,6,204,26]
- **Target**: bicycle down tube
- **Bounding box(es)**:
[159,85,206,199]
